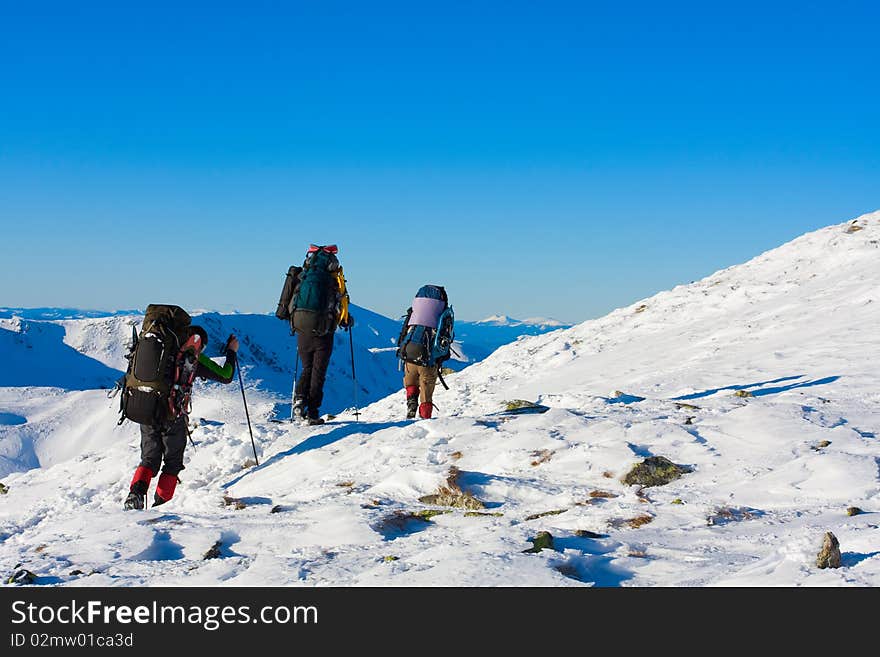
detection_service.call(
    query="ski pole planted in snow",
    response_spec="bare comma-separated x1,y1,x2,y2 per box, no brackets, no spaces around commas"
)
290,353,299,421
348,325,360,421
236,355,259,466
185,424,197,450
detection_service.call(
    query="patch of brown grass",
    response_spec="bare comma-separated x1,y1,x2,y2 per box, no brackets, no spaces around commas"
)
524,509,567,521
575,529,606,539
530,449,553,466
627,515,654,529
222,495,247,510
707,506,760,525
609,514,654,530
418,466,486,510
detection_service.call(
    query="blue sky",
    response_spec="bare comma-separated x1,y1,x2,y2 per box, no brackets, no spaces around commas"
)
1,1,877,322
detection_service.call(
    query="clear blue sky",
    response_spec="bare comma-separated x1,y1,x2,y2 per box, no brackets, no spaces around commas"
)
1,1,877,322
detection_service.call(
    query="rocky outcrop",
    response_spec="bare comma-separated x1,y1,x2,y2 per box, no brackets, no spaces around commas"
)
523,531,554,553
203,541,222,560
816,532,841,569
622,456,692,488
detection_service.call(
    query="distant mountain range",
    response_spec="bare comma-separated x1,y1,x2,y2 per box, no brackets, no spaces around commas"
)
471,314,569,328
454,315,572,362
0,307,141,320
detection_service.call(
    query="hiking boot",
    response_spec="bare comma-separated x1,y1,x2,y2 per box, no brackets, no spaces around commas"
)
292,396,307,420
307,416,325,426
124,491,145,510
152,494,167,508
406,396,418,420
418,401,434,419
405,385,419,420
124,480,148,510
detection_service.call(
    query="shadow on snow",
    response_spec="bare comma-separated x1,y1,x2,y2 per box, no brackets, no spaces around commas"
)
223,420,411,488
673,375,806,401
672,375,841,400
549,535,633,587
0,322,123,389
749,376,841,397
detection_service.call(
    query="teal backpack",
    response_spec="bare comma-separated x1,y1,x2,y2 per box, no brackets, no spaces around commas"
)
292,247,338,313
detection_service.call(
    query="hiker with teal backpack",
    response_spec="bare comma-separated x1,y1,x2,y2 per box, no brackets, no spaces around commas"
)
118,304,239,510
396,285,454,419
275,244,353,425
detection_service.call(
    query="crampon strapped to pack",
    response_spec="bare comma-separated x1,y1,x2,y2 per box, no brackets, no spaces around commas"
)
168,331,204,419
118,304,206,426
396,285,455,369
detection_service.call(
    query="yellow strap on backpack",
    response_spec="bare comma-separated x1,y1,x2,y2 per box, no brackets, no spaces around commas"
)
335,268,350,326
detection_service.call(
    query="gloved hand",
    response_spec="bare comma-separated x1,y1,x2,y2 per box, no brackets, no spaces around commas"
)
341,314,355,329
226,334,240,353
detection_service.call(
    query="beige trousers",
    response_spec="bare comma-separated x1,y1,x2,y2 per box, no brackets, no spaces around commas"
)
403,362,439,403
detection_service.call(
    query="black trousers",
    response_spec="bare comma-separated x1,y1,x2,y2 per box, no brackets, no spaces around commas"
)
139,416,187,476
295,332,334,416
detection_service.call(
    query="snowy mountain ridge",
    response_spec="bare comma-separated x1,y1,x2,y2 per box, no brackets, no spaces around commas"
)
0,210,877,587
444,211,880,413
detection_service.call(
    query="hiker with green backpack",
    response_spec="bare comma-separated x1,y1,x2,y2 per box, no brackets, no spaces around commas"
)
118,304,239,510
275,244,353,425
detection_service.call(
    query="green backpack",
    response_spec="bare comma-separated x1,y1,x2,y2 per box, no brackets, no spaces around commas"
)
293,248,338,313
290,245,344,336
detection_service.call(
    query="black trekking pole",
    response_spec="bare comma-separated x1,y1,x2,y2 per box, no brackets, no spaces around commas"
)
237,360,259,466
185,423,197,450
290,353,299,421
348,326,360,421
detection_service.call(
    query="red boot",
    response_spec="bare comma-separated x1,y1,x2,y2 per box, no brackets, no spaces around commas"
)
153,473,179,507
418,401,433,419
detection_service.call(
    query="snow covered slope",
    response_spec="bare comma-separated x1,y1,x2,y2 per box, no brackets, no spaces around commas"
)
0,212,877,587
444,213,880,414
0,305,404,477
